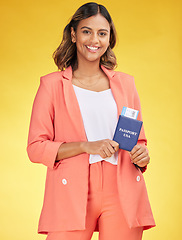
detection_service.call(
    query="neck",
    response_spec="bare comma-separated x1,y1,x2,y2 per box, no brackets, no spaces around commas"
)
74,58,102,79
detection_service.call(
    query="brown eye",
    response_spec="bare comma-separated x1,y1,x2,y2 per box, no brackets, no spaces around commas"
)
83,30,91,34
99,32,107,36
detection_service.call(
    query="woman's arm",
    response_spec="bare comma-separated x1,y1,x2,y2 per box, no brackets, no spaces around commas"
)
56,139,119,161
27,76,119,169
27,77,64,169
130,76,150,172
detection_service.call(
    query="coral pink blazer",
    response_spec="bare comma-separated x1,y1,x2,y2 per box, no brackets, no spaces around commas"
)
27,65,155,234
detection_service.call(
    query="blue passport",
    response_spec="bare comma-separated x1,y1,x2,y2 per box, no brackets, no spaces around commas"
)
113,115,143,152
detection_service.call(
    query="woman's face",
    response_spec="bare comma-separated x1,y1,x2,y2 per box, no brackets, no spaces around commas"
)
71,13,110,64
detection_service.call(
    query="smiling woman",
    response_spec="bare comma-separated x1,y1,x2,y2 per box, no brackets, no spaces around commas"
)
53,3,117,71
71,14,110,64
70,14,113,91
27,2,155,240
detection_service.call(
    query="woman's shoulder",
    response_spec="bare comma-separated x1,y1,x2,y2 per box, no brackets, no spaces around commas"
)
39,66,72,86
101,65,134,84
40,70,64,83
111,69,135,90
113,69,134,81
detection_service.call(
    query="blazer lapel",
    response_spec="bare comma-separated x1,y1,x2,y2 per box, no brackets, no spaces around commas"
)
100,65,127,168
101,65,127,118
62,66,88,142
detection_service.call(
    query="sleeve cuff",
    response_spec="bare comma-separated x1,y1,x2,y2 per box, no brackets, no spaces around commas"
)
42,141,65,169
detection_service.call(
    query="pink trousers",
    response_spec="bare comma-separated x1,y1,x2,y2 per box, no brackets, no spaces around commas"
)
46,160,143,240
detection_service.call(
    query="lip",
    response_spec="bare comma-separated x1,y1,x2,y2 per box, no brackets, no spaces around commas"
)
86,45,100,53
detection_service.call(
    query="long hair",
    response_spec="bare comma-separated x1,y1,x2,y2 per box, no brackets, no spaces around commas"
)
53,2,117,71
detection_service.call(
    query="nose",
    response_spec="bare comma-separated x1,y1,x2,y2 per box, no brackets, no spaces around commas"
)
90,32,99,44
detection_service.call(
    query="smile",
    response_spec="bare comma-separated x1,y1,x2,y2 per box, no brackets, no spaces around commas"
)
86,45,100,51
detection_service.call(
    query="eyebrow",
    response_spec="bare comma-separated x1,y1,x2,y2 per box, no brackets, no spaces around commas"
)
80,26,109,32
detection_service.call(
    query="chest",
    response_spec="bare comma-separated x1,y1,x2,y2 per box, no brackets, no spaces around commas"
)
52,78,133,142
71,74,110,92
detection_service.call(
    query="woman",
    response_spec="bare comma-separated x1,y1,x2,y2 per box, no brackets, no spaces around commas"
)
27,2,155,240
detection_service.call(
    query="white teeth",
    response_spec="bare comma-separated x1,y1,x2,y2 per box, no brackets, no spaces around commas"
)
86,46,99,50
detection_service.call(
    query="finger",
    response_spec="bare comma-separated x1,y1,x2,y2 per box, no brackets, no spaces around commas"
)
132,153,150,166
130,144,141,156
107,142,116,154
110,140,119,147
99,140,116,158
100,150,107,159
103,142,115,157
103,140,116,155
130,146,146,160
130,149,143,161
134,156,149,167
131,151,146,164
103,148,112,157
110,140,119,151
114,144,119,152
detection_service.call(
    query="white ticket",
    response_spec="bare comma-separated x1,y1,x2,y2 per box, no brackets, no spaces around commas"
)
121,107,139,120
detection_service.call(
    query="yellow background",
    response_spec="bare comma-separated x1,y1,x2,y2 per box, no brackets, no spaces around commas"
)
0,0,181,239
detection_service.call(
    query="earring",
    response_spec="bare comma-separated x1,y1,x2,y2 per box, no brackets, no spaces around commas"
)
71,37,76,43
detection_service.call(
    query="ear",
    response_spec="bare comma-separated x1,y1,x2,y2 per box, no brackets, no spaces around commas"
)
71,27,76,43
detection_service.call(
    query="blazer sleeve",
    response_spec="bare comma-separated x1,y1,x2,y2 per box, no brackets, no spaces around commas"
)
26,77,64,169
132,77,148,173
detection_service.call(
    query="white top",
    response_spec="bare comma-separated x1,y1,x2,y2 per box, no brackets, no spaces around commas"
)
73,85,118,165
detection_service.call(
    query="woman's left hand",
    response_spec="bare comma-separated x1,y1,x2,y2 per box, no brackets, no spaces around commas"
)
130,144,150,168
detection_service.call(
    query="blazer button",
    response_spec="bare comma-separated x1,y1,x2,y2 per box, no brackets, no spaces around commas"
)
62,178,67,185
136,176,140,182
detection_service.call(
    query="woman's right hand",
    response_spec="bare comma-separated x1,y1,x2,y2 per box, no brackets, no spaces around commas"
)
81,139,119,159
